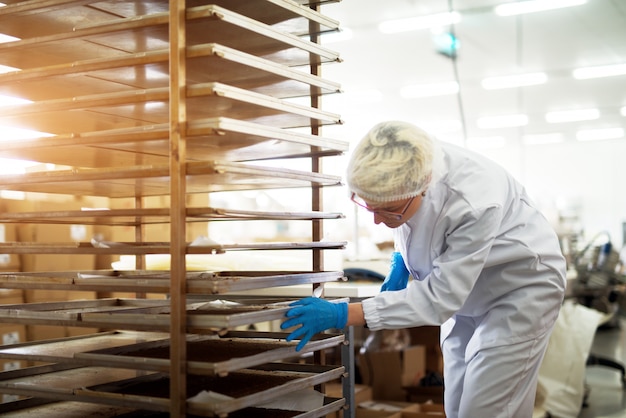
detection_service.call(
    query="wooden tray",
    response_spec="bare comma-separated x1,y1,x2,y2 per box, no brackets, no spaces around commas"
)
0,330,170,362
0,117,347,168
0,4,339,82
0,397,344,418
0,42,340,104
0,296,296,331
0,329,345,376
0,270,346,293
0,81,342,141
0,158,343,198
0,238,346,255
76,331,345,375
0,295,348,332
0,363,345,416
0,205,345,226
0,0,339,40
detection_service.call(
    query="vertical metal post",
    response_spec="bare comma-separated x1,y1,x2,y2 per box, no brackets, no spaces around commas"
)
309,3,326,370
342,326,356,418
169,0,187,416
134,196,146,299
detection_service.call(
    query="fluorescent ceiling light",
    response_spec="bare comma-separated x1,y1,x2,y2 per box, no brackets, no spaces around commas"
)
379,11,461,34
400,81,459,98
477,114,528,129
576,128,624,141
0,126,54,141
572,63,626,80
0,33,19,43
0,95,32,107
467,136,506,149
522,133,565,145
0,158,40,175
481,72,547,90
495,0,587,16
545,108,600,123
0,65,20,74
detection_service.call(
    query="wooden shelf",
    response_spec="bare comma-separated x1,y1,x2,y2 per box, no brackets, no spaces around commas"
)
0,270,346,293
0,0,339,39
0,82,342,142
0,363,345,417
0,329,345,375
0,117,347,168
0,160,343,198
0,206,345,226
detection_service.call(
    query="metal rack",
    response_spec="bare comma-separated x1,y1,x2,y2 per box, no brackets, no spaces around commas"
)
0,1,349,416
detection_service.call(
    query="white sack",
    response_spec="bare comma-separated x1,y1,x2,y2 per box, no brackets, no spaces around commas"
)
535,300,607,418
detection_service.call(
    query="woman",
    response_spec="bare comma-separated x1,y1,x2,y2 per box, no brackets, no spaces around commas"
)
281,120,566,417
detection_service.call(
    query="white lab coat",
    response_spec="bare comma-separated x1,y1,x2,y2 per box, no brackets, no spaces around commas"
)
361,140,567,415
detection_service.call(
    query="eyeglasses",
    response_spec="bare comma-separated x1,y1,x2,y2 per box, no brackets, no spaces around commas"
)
350,192,416,220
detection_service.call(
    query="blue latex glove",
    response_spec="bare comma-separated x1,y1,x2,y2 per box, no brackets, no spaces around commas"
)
380,251,410,292
281,297,348,351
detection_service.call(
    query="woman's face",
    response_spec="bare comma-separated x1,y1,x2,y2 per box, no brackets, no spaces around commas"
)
353,193,425,228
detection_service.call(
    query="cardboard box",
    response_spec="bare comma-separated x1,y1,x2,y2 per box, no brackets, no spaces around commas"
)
0,290,24,302
3,199,96,273
0,324,26,346
0,224,21,271
17,223,95,272
325,383,373,418
359,345,426,401
326,383,373,404
24,289,96,303
26,324,66,342
409,327,443,374
0,324,27,373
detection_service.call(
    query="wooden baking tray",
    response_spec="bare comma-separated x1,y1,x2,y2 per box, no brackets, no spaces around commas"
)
0,117,347,168
0,296,348,332
0,4,339,75
0,42,340,104
0,81,342,141
0,329,345,376
0,296,343,332
0,270,346,293
0,397,344,418
0,158,343,198
0,330,170,362
76,330,345,375
0,239,346,255
0,363,345,416
0,205,345,226
0,0,339,40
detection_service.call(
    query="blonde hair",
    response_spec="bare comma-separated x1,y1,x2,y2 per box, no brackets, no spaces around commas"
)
346,121,434,203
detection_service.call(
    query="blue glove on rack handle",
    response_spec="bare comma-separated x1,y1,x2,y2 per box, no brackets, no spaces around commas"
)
281,297,348,351
380,251,410,292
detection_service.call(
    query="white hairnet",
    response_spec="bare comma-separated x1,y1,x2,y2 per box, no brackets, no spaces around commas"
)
346,120,434,203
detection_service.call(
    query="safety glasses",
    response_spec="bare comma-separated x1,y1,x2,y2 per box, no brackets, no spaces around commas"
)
350,192,416,220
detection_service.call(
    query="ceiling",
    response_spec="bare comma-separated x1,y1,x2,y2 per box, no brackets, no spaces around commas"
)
318,0,626,148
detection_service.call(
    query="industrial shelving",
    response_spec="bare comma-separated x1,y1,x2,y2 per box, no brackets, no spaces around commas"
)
0,1,350,416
